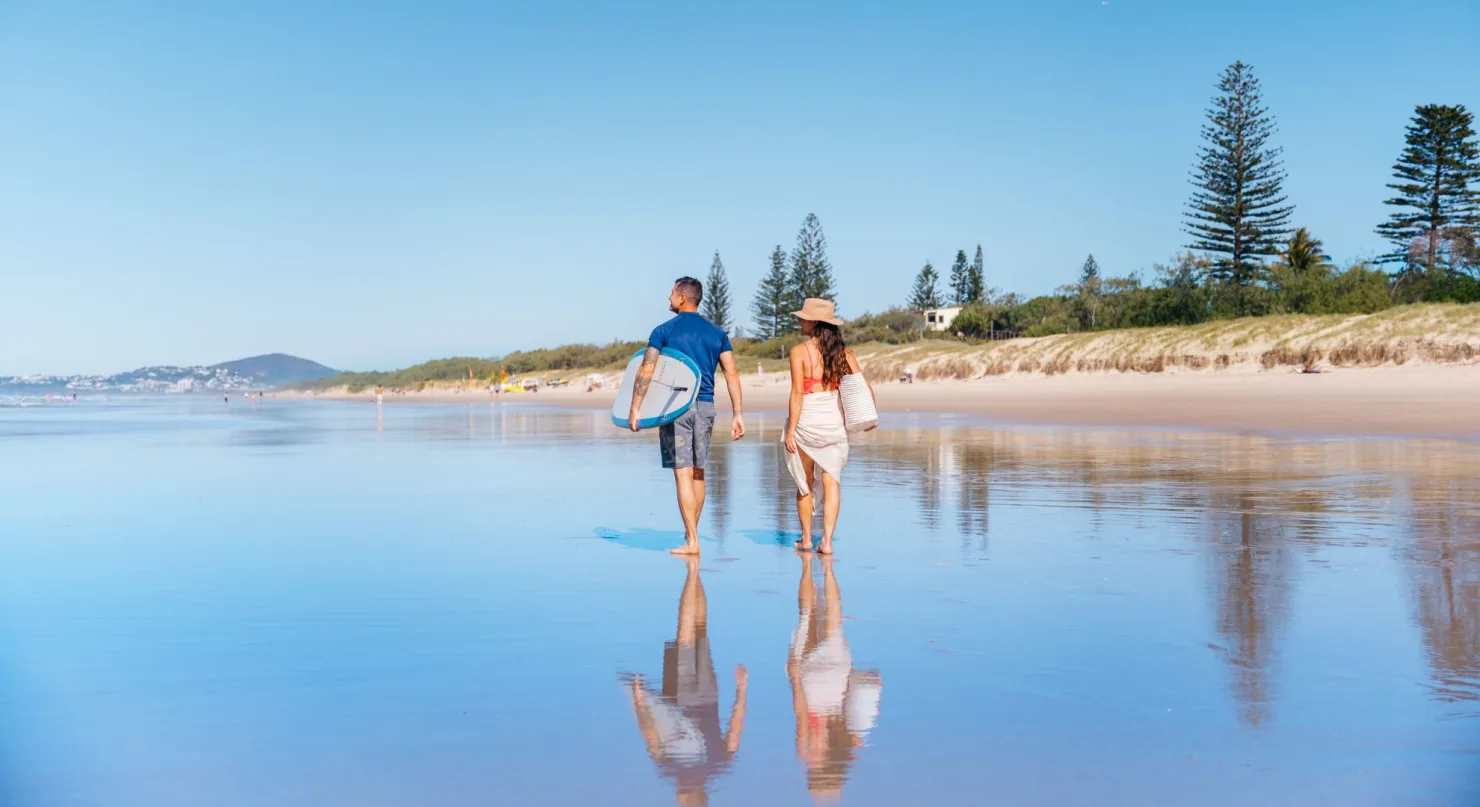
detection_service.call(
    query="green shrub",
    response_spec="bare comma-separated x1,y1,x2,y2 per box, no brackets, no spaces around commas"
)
499,341,645,374
736,333,805,359
950,305,1033,339
844,308,922,344
1328,264,1395,313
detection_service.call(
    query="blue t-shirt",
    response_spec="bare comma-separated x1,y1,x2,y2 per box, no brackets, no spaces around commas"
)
647,312,733,402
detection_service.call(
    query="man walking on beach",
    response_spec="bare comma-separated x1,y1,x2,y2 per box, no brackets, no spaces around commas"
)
625,556,748,804
629,277,745,556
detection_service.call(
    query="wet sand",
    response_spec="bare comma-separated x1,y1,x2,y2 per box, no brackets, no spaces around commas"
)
5,399,1479,805
306,364,1480,439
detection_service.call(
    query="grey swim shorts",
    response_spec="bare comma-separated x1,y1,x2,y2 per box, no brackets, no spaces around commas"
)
660,401,718,470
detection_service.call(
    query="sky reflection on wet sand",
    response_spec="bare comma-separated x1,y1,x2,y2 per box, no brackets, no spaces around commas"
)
1,400,1476,806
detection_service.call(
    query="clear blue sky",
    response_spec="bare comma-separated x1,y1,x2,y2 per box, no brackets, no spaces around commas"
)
2,0,1476,375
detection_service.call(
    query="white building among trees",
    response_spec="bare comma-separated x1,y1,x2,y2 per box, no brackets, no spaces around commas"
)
924,306,962,332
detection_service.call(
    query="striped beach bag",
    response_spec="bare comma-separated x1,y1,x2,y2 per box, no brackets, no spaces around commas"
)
838,373,877,432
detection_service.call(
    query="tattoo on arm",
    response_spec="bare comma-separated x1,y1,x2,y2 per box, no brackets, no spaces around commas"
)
631,348,660,403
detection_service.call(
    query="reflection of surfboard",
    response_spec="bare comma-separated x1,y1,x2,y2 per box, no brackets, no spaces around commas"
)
612,348,701,430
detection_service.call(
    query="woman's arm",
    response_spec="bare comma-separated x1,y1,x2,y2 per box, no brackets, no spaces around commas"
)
789,660,810,756
784,346,806,454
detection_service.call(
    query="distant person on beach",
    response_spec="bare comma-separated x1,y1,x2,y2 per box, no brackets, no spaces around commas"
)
784,298,873,554
628,277,746,556
788,553,881,802
375,384,383,407
625,556,748,807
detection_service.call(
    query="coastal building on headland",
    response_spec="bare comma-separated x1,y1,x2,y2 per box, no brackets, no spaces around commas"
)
924,306,963,332
3,366,263,393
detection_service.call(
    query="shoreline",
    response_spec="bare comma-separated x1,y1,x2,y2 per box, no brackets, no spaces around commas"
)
288,364,1480,440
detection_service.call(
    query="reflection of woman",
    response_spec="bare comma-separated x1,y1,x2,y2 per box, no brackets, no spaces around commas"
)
784,298,875,555
789,553,882,802
627,556,748,806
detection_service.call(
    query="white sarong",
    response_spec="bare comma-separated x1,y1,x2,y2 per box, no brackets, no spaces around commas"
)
784,391,850,495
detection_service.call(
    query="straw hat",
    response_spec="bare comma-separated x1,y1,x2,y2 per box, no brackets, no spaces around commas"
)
792,297,844,327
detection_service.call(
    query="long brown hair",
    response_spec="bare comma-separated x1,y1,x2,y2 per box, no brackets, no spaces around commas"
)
812,321,851,388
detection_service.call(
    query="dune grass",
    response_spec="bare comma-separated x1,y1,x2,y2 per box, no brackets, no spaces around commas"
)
849,303,1480,380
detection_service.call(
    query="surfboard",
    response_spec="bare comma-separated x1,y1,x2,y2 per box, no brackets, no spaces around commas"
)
611,348,702,430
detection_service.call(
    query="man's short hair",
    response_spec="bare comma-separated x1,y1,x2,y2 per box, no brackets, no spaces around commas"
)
674,276,703,306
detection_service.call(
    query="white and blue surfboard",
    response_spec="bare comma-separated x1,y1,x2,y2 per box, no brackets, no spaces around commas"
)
611,348,702,430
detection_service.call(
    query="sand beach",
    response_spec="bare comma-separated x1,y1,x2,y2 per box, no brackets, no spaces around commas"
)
300,362,1480,439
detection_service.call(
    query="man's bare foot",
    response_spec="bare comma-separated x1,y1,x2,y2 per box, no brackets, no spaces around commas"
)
670,543,700,556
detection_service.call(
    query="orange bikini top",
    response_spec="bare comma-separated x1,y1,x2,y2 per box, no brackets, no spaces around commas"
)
800,343,836,393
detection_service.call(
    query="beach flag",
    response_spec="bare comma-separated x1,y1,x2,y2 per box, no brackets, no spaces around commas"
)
500,366,507,384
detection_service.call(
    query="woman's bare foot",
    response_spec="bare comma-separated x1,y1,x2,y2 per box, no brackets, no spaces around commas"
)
794,538,814,552
817,539,833,555
670,542,700,556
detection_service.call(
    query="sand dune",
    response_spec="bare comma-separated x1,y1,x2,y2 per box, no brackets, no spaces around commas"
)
855,303,1480,381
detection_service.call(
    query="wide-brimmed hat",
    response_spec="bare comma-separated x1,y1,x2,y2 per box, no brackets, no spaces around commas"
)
792,297,844,327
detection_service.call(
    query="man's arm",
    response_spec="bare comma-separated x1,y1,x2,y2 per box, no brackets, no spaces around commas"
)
718,350,745,441
627,347,660,432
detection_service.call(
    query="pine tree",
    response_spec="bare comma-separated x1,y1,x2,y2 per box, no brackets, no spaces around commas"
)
789,213,836,305
1079,253,1101,285
701,250,732,333
948,250,970,305
1185,61,1293,313
1079,254,1102,329
750,245,791,339
908,262,943,310
967,245,986,304
1375,104,1480,279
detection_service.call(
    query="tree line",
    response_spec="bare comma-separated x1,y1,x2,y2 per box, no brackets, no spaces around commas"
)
699,213,839,340
697,61,1477,345
898,62,1478,338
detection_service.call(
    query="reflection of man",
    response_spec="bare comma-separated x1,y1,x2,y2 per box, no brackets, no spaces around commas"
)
627,557,748,806
789,554,882,803
628,277,745,556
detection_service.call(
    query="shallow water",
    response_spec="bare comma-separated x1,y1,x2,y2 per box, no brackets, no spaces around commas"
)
1,398,1478,806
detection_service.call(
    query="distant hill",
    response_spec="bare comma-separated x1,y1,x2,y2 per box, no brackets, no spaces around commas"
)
0,353,338,394
211,354,338,386
290,342,644,390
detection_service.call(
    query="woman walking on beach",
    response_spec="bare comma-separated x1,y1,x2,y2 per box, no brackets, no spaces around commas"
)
784,298,873,554
788,553,882,800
